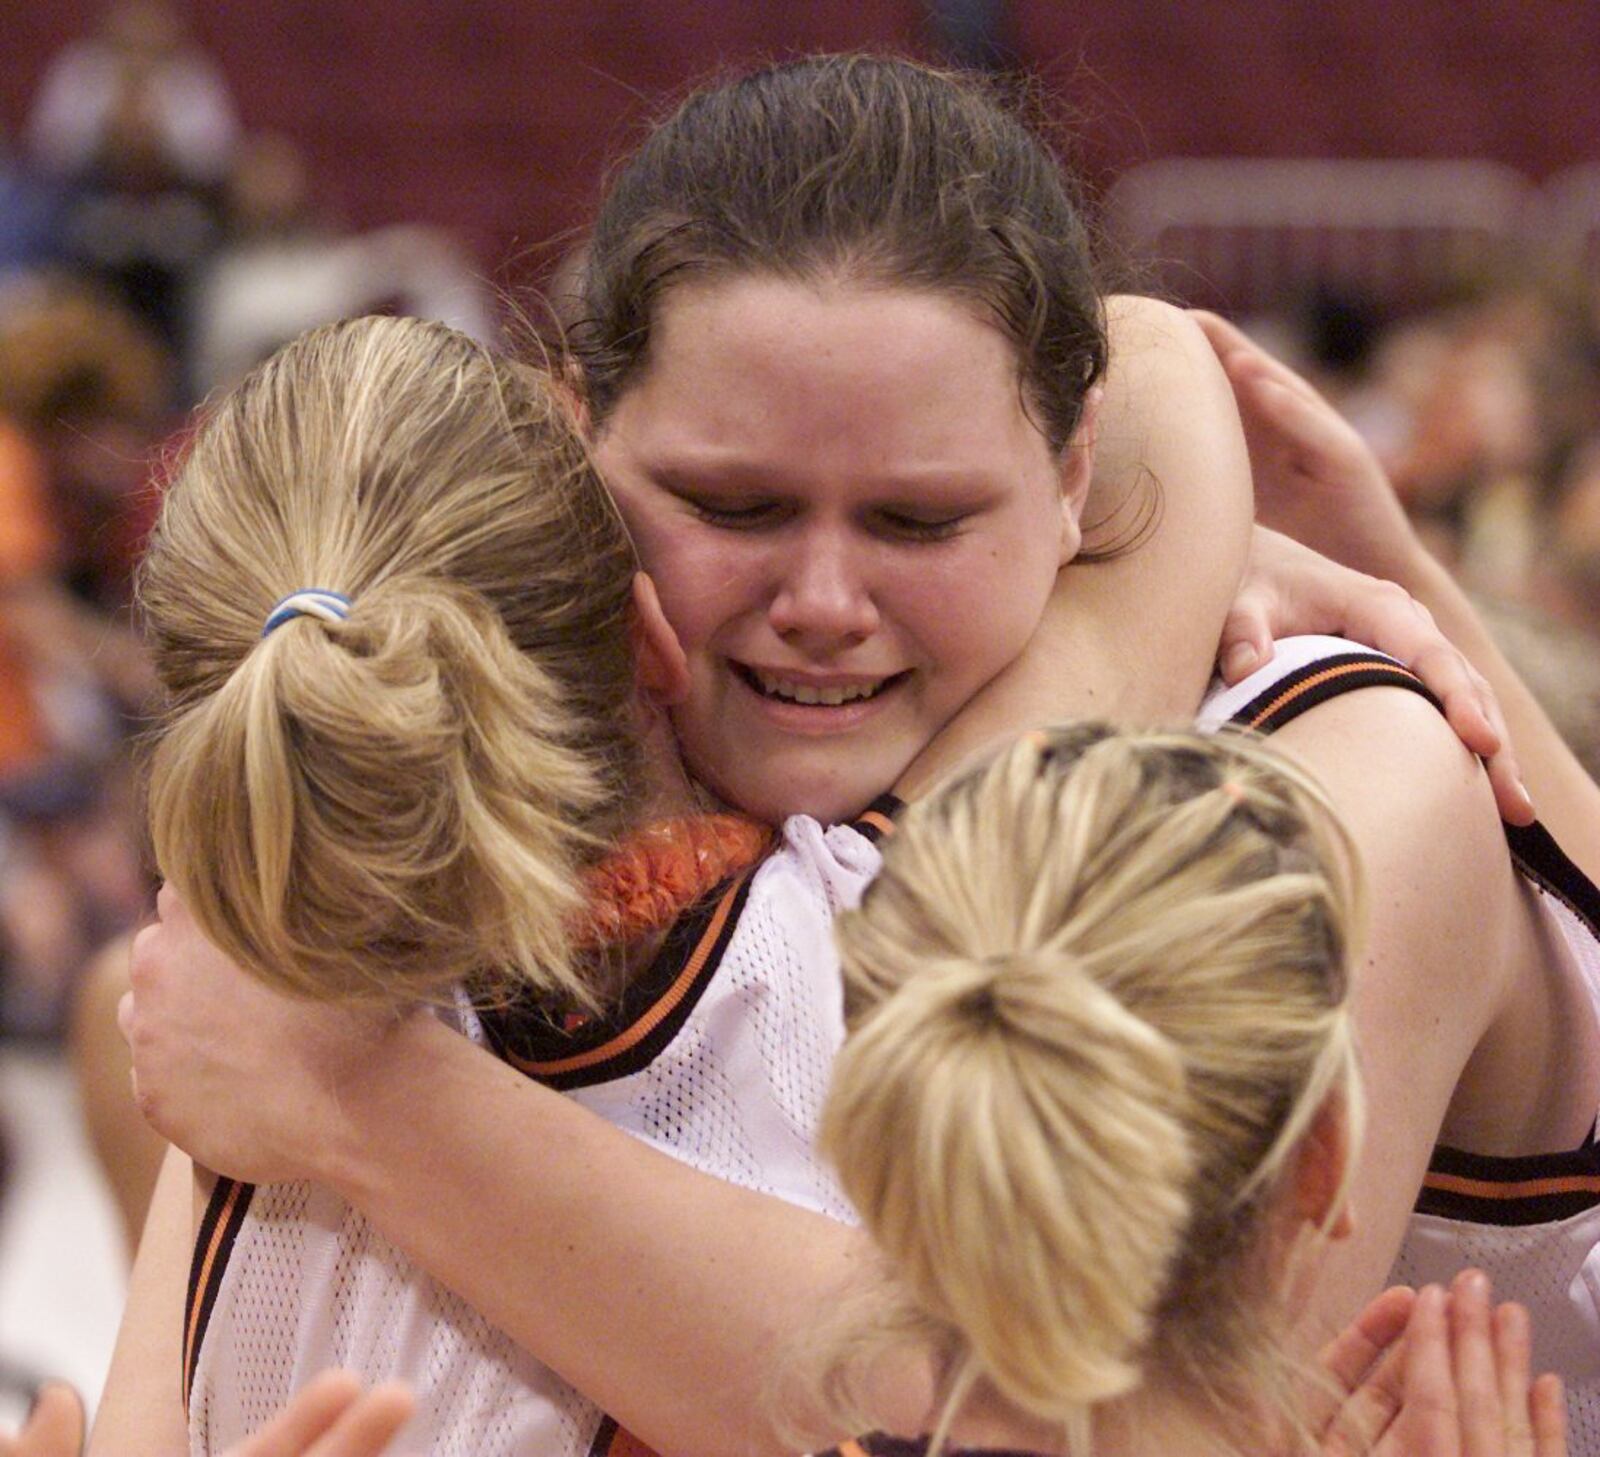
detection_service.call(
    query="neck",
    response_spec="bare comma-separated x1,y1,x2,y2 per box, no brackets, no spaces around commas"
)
935,1378,1245,1457
636,700,705,821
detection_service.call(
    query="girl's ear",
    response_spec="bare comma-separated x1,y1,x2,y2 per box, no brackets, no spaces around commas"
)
549,357,592,437
631,572,690,707
1291,1090,1356,1241
1057,385,1104,566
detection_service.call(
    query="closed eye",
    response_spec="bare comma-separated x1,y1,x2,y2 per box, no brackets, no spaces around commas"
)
682,496,788,529
873,510,970,543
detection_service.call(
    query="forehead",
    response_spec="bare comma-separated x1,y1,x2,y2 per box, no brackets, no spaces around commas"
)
610,275,1050,480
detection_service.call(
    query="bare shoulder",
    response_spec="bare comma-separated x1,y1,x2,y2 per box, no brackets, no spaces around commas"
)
1276,686,1535,1309
1271,684,1527,1057
1272,684,1513,912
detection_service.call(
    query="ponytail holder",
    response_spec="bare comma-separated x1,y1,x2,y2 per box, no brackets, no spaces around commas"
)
262,589,352,638
1219,779,1246,805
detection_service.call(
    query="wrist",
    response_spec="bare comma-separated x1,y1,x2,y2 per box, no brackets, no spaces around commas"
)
316,1010,465,1205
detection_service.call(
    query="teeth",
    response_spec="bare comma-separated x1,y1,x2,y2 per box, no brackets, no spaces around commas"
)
754,670,883,706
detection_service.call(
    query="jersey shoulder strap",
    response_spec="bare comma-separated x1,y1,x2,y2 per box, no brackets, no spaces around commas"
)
1197,635,1437,738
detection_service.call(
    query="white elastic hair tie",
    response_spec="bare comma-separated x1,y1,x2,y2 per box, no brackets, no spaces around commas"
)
261,589,352,638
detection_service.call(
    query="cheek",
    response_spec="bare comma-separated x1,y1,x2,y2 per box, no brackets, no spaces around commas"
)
897,538,1057,686
626,518,770,654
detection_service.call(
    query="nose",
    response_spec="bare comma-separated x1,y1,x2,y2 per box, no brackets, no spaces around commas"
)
768,526,880,648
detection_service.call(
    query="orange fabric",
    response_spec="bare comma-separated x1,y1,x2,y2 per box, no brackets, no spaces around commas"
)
1423,1170,1600,1201
513,867,751,1078
605,1426,663,1457
570,814,771,949
0,420,58,775
855,809,897,839
0,421,54,577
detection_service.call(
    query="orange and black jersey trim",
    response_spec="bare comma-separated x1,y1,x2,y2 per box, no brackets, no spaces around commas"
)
849,793,903,846
479,800,901,1091
1233,647,1600,1231
820,1437,1049,1457
586,1414,664,1457
1415,816,1600,1228
1416,1129,1600,1227
1225,648,1441,735
477,860,762,1090
183,1174,254,1414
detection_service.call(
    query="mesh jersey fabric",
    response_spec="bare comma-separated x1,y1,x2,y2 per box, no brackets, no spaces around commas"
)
186,812,879,1457
1202,634,1600,1452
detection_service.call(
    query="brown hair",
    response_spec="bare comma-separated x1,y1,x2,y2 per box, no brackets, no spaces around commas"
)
138,315,646,1007
574,54,1106,456
820,724,1364,1452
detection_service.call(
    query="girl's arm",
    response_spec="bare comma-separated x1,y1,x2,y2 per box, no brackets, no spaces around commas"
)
121,297,1254,1457
87,1146,191,1457
1271,686,1557,1338
124,899,901,1457
904,298,1527,814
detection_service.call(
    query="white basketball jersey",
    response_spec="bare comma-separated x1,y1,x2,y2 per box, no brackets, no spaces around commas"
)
184,809,885,1457
1203,635,1600,1452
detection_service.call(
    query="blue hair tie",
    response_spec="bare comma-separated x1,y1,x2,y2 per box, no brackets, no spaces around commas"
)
262,589,352,638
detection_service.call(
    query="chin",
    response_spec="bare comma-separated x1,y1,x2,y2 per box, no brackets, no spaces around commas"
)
702,764,879,829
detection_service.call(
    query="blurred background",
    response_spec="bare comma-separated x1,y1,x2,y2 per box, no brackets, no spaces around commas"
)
1,0,1599,1425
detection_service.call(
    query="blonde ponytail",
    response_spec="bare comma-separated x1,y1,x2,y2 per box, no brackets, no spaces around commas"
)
826,948,1193,1424
139,316,645,1008
819,723,1364,1447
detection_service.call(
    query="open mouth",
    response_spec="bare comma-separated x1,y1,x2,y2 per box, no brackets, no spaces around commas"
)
733,664,909,707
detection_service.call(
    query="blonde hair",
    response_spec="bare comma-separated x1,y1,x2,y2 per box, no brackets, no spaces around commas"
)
819,723,1365,1451
138,315,645,1008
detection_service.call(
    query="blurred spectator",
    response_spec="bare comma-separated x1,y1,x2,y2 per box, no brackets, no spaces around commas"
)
0,128,65,282
1251,269,1600,799
191,133,496,395
0,274,171,611
0,275,163,1035
29,3,236,366
25,1,238,187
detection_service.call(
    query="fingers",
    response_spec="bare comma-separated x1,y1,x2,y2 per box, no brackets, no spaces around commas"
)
1480,733,1535,828
1232,369,1365,477
224,1370,363,1456
1191,309,1328,410
1491,1302,1568,1457
301,1384,413,1457
1327,578,1533,822
1218,591,1276,684
1317,1287,1416,1456
1530,1374,1568,1457
1495,1301,1535,1456
1321,1285,1417,1392
1191,309,1268,371
1398,1284,1460,1456
1,1383,86,1457
223,1371,413,1457
1449,1270,1500,1457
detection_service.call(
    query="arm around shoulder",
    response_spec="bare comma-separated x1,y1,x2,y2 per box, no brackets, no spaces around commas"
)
1269,687,1531,1327
88,1146,192,1457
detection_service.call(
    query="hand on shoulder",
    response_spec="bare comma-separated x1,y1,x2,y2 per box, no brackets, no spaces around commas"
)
122,885,402,1185
1320,1272,1566,1457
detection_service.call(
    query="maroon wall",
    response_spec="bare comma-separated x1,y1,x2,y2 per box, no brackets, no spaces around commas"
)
1020,3,1600,184
4,2,1598,279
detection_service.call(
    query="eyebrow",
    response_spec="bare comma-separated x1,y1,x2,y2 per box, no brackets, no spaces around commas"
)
642,455,1007,501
